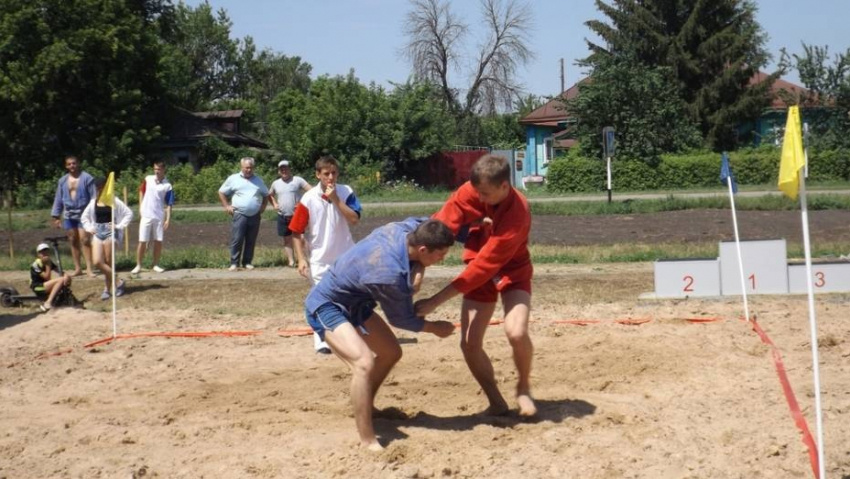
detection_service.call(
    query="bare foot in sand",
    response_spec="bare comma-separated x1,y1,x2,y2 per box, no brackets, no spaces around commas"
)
517,394,537,417
362,440,384,452
71,269,83,277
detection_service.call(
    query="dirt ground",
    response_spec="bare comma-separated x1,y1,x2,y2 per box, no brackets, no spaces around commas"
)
5,209,850,252
1,264,848,478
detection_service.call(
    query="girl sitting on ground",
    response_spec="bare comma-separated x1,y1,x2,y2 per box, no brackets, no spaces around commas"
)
30,242,72,311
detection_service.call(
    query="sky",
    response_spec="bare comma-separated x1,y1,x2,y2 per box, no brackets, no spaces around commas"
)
188,0,849,98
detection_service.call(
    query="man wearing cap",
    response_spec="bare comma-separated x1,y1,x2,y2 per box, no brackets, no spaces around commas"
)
30,243,72,311
268,159,311,267
218,157,269,270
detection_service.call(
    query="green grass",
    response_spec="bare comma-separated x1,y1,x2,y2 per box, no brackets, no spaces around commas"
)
5,192,850,231
2,241,849,272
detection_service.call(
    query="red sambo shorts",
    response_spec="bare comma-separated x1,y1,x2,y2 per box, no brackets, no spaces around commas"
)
463,275,532,303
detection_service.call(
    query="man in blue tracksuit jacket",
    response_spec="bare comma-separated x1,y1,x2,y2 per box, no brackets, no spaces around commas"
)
50,155,97,277
305,217,456,451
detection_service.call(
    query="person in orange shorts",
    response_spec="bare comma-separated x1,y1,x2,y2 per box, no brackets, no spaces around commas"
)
415,154,536,417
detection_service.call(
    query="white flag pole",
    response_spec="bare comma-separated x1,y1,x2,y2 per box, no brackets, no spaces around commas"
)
798,166,825,479
726,180,750,321
111,202,117,338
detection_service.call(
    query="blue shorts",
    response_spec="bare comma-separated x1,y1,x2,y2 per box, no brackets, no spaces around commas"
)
63,218,82,230
306,301,377,340
93,223,123,242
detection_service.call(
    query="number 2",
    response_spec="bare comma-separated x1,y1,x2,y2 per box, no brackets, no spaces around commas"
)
683,275,694,292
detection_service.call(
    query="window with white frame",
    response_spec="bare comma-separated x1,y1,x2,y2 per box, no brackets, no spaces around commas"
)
543,138,554,165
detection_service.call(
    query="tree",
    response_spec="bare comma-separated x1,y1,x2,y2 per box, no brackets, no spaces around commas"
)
0,0,167,196
584,0,775,150
567,55,702,163
781,44,850,149
157,1,249,110
267,73,395,172
267,75,453,177
402,0,534,117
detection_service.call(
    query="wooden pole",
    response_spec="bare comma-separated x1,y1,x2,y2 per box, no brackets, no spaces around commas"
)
123,186,129,255
6,189,13,260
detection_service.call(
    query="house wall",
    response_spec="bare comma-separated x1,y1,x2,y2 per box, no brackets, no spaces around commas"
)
524,125,555,177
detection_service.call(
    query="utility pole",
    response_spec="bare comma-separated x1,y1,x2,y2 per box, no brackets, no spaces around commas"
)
560,58,565,93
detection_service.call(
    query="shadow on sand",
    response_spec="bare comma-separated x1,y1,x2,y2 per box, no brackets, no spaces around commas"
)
375,398,596,446
0,311,43,331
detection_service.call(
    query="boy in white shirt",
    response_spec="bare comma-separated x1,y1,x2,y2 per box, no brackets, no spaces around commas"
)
289,154,362,353
132,160,174,274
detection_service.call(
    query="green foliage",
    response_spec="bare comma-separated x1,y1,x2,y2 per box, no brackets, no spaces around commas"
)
0,0,166,192
546,157,605,193
547,147,850,192
268,76,453,177
728,147,783,184
656,152,723,189
612,161,659,190
584,0,773,150
157,1,250,109
781,44,850,150
568,56,703,163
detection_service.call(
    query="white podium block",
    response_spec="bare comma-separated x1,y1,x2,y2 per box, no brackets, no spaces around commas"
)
654,259,721,298
788,261,850,294
719,239,788,295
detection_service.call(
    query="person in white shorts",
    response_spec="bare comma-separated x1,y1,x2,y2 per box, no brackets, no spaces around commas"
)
132,160,174,274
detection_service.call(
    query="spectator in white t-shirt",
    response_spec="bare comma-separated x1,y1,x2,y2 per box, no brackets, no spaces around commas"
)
289,154,362,354
268,159,311,267
132,160,174,274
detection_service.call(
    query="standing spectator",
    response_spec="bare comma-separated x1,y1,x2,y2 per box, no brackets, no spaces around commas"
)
218,157,269,270
132,160,174,274
268,159,311,267
290,154,362,353
81,177,134,300
50,155,96,277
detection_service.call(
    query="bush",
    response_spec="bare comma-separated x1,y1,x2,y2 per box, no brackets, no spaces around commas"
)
657,151,719,188
545,146,850,192
546,157,605,193
612,161,659,190
729,147,779,184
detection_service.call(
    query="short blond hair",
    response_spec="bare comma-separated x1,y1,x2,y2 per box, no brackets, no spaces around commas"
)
470,154,510,186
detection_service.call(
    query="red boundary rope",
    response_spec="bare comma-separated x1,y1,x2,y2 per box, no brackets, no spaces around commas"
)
750,317,820,479
83,330,263,348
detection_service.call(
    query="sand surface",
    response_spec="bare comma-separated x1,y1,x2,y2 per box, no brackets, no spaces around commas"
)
1,266,848,478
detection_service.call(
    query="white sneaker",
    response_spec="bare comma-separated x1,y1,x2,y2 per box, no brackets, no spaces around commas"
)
228,264,238,271
244,264,254,270
130,265,141,274
152,265,165,273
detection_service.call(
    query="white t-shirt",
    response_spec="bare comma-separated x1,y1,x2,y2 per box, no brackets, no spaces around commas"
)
290,184,361,280
269,176,308,216
139,175,174,221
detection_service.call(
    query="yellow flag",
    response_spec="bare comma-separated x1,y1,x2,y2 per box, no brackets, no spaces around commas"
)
778,106,805,200
98,172,115,207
